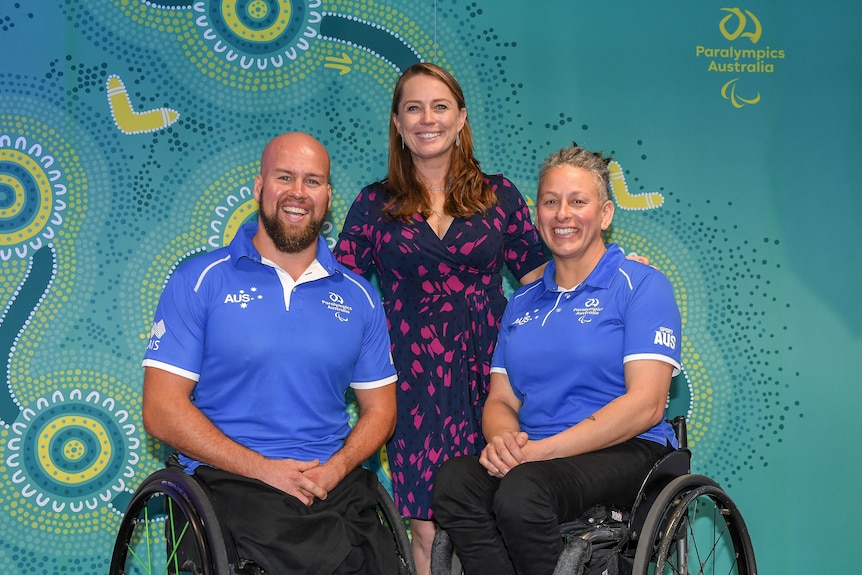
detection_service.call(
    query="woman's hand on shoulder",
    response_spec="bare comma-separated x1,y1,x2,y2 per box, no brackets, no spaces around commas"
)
626,252,651,266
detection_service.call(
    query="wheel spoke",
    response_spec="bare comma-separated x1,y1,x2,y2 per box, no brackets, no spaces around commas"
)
632,475,756,575
124,507,155,575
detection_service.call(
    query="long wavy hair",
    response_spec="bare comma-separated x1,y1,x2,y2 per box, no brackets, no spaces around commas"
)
384,63,496,219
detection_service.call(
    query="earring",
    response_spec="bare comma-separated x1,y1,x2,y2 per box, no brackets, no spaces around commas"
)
455,132,461,147
401,135,405,150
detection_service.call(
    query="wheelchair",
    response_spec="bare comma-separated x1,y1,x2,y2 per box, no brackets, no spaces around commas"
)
110,455,416,575
431,417,757,575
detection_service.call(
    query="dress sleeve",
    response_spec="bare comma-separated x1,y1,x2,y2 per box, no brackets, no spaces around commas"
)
333,185,379,276
495,176,548,280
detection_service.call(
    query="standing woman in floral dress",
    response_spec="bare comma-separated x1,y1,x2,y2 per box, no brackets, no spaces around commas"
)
333,63,547,574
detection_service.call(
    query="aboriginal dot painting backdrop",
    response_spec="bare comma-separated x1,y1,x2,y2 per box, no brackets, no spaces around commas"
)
1,0,859,573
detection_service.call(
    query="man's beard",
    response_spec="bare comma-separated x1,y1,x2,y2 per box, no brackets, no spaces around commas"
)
259,199,325,254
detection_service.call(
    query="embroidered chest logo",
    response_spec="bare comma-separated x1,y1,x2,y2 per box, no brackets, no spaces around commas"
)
512,309,541,326
323,291,352,322
223,286,263,308
573,298,603,324
654,326,678,350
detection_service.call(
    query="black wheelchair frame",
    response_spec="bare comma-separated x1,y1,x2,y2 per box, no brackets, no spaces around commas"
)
110,455,416,575
431,416,757,575
112,416,756,575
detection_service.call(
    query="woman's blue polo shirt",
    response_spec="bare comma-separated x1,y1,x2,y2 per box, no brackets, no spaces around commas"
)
491,245,682,447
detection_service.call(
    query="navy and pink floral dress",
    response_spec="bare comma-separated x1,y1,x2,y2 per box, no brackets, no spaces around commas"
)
333,174,547,519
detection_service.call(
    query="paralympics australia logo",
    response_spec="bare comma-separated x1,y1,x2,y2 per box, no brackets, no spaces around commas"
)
695,7,786,108
323,291,352,322
574,298,602,324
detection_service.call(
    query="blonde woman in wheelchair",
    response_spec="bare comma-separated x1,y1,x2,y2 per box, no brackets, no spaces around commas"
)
431,142,681,575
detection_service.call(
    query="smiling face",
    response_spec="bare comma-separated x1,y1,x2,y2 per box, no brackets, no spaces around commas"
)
536,164,614,264
253,133,332,258
392,73,467,167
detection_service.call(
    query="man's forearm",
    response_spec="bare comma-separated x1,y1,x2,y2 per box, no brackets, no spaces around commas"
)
327,409,395,478
143,367,268,479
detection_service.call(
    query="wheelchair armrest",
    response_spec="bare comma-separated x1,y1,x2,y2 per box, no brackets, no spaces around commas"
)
670,416,688,449
628,448,691,539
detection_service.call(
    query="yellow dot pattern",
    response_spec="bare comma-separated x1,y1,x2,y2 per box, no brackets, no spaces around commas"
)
37,416,112,484
609,227,710,449
223,199,259,245
0,149,54,246
221,0,292,42
2,117,86,407
0,372,151,535
0,172,27,219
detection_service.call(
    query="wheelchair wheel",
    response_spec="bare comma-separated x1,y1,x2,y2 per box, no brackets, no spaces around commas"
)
110,467,230,575
632,474,757,575
374,479,417,575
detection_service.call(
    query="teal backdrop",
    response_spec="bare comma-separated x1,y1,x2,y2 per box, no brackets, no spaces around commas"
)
1,0,859,572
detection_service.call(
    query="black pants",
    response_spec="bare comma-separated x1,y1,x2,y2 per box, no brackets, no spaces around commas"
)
195,465,399,575
432,438,671,575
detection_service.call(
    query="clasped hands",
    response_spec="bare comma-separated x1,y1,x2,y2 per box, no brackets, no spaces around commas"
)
258,457,346,506
479,430,533,478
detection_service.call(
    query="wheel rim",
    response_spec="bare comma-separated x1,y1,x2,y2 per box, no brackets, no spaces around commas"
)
114,486,212,575
110,468,227,575
655,484,754,575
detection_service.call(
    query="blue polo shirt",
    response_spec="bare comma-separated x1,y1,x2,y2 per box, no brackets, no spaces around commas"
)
142,222,396,470
490,245,681,447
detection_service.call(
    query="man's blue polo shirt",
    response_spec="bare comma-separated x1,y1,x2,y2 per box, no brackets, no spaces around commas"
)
491,245,681,447
142,222,396,470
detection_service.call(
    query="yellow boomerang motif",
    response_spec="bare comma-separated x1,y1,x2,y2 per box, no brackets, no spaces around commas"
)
608,160,664,211
106,74,180,135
